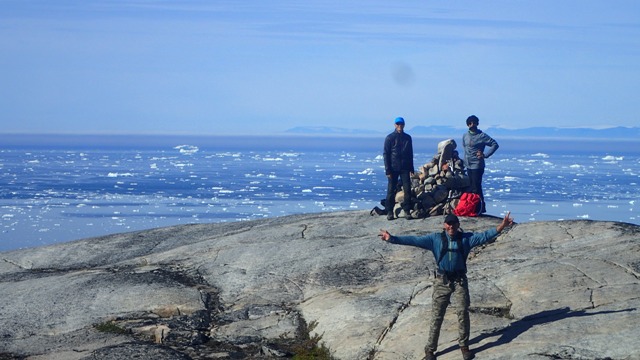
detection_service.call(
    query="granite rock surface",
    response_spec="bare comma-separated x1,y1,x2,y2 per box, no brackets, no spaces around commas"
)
1,210,639,359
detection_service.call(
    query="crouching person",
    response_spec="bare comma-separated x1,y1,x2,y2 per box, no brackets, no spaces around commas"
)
378,212,514,360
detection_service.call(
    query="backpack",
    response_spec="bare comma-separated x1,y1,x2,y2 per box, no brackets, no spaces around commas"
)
369,206,387,216
453,192,482,217
436,231,466,273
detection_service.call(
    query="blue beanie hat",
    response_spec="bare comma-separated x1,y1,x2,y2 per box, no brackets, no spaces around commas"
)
394,117,405,125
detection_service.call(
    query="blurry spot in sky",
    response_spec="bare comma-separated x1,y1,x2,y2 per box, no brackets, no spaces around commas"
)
392,62,415,87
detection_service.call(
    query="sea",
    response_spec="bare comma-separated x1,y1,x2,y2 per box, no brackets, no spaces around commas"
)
1,134,639,252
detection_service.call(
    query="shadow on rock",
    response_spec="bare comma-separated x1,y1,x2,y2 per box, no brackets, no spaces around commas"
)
437,306,636,357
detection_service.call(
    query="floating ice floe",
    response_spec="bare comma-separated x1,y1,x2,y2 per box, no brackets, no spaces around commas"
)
358,168,375,175
107,172,134,177
532,153,549,158
494,188,511,193
175,145,199,155
602,155,623,161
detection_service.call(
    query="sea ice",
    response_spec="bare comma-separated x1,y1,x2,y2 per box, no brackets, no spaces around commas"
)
174,145,199,155
531,153,549,158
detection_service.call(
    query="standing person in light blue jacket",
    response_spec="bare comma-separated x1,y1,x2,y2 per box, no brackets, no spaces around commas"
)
462,115,499,213
378,212,514,360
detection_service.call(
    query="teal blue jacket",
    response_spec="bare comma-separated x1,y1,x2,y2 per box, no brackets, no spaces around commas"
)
389,228,499,273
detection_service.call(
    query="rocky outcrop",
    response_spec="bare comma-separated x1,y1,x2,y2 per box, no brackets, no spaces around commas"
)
1,211,639,359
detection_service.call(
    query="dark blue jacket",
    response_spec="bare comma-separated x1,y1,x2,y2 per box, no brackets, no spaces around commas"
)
384,131,414,175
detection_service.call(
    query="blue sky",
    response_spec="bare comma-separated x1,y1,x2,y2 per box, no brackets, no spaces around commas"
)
2,1,639,135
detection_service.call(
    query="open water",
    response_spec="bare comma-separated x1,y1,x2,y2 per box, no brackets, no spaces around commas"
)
1,135,638,251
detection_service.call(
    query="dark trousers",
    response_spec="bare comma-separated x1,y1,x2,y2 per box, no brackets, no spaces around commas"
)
386,171,412,213
467,168,485,212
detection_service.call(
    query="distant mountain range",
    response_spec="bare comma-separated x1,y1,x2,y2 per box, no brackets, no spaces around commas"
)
286,125,640,140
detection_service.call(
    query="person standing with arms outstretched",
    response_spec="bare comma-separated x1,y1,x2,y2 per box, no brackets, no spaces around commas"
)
379,212,514,360
462,115,499,213
383,117,415,220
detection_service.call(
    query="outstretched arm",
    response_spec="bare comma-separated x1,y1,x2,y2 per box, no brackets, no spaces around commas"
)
496,211,514,233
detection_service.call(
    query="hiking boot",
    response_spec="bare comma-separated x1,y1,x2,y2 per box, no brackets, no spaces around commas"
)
460,346,474,360
424,350,436,360
405,213,415,220
387,213,395,221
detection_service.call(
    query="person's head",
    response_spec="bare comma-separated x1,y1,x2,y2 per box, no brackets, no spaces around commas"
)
394,117,405,132
466,115,479,128
443,213,460,236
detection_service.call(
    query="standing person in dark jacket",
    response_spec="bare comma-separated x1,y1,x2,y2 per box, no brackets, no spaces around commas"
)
462,115,499,213
383,117,415,220
378,212,514,360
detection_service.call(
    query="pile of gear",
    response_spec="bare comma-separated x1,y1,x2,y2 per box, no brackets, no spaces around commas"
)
373,139,474,219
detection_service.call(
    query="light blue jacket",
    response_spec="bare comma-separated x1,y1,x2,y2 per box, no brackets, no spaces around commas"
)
389,228,499,273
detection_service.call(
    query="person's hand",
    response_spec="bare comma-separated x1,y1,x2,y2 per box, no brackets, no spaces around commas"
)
497,211,514,233
378,229,391,241
476,150,485,159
